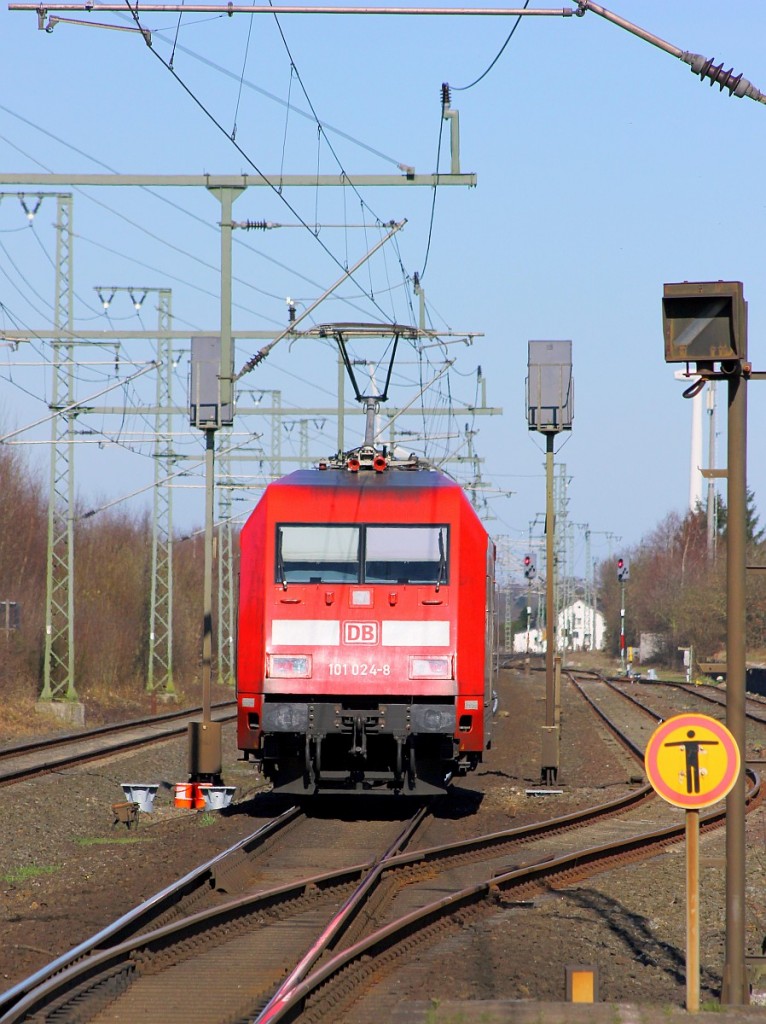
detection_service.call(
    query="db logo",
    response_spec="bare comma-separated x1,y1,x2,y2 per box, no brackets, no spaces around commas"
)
343,621,379,645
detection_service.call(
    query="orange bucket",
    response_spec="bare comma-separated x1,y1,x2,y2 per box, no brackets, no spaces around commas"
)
194,783,211,809
173,782,194,809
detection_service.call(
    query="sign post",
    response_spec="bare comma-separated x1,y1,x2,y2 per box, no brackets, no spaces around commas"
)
645,713,740,1012
686,807,700,1011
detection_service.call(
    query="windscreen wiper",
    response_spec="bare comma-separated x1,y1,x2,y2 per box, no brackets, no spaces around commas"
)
276,535,288,590
435,529,446,592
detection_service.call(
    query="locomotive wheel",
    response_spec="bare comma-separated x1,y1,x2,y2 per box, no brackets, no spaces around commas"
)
407,742,417,790
394,738,404,787
304,735,315,787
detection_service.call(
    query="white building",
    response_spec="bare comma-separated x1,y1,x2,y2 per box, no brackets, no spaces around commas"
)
513,599,605,654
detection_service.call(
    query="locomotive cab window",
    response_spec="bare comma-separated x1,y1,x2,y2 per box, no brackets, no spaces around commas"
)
365,526,448,585
277,525,360,583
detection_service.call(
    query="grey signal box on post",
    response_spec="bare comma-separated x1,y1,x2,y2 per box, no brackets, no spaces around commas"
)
527,340,574,433
662,280,747,366
189,334,235,429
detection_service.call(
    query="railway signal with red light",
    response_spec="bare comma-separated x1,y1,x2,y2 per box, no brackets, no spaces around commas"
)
617,557,630,582
523,554,536,580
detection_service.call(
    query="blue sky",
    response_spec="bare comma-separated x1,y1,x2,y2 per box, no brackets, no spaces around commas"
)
2,0,766,579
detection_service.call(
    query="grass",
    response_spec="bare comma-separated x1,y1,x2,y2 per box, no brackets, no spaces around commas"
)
196,812,216,827
1,864,60,884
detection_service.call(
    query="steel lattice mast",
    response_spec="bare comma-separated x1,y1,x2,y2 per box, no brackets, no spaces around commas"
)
148,289,176,695
41,193,76,702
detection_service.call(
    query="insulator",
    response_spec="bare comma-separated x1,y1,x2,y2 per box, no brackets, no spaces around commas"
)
244,220,269,230
698,57,743,95
441,82,451,108
683,51,766,101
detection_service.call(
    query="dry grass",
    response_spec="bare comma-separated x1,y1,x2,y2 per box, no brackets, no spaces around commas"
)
0,675,237,746
0,694,70,742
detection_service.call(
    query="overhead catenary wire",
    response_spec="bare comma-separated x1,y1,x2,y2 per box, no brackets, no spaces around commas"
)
1,93,429,337
0,41,491,497
230,11,255,140
168,0,185,67
0,173,425,446
452,0,530,91
235,219,406,380
0,359,158,443
418,100,445,281
0,130,287,311
264,0,396,235
122,0,403,329
373,359,454,445
0,114,387,311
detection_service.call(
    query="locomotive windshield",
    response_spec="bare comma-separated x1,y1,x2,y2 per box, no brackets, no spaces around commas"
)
364,526,447,584
276,524,449,585
277,525,360,583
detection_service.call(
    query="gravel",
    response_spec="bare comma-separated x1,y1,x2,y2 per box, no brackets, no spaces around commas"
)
1,666,764,1020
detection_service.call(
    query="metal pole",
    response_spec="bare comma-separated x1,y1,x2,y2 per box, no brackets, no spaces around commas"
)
202,428,215,727
707,382,717,559
210,186,242,417
686,809,700,1013
527,523,533,655
545,432,555,728
217,430,235,686
14,3,575,14
187,426,223,784
721,371,748,1005
620,581,626,674
541,432,559,785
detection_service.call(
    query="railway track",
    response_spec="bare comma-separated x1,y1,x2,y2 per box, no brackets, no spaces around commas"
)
601,674,766,757
0,702,236,786
4,772,757,1023
634,677,766,728
4,670,762,1023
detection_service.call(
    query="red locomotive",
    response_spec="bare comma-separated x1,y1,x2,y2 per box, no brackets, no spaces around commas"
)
236,444,496,795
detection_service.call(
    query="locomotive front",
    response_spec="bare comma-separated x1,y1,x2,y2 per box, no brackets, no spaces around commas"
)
237,448,495,795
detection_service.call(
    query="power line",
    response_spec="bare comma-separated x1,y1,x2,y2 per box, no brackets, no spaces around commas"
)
122,2,403,327
0,114,377,307
452,0,531,91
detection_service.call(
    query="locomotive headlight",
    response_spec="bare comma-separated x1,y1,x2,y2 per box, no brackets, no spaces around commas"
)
409,656,452,679
263,703,309,732
268,654,312,678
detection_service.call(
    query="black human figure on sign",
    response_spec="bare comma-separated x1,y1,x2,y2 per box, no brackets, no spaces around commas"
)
664,729,719,793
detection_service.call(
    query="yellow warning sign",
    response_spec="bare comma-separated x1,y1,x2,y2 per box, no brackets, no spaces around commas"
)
644,713,740,809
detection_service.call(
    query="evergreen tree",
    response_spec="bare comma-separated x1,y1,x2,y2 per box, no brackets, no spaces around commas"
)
715,488,764,544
